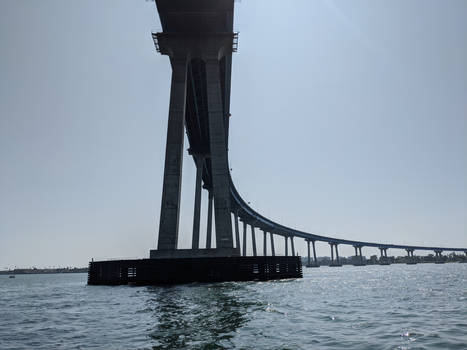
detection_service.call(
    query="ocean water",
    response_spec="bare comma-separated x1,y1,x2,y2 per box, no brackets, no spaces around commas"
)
0,263,466,350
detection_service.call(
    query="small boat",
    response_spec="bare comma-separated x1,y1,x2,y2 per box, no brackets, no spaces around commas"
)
9,275,15,278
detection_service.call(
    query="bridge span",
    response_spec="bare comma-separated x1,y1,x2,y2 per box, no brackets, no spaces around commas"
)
88,0,466,285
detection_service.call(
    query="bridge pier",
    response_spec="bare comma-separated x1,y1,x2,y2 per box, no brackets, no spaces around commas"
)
285,236,288,257
191,155,204,249
306,239,319,267
205,58,234,249
406,249,417,264
312,240,319,267
335,244,341,266
353,245,365,266
379,247,390,265
359,246,365,265
270,232,275,256
262,230,267,256
206,191,213,249
234,212,240,251
329,243,342,267
151,33,241,259
291,236,295,256
242,221,247,256
251,225,257,256
157,57,188,251
434,250,445,264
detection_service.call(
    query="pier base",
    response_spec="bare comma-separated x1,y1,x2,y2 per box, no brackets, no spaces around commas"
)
88,256,302,285
306,263,320,268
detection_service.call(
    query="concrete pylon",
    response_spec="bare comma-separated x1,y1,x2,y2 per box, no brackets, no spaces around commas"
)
206,191,213,249
251,225,257,256
191,156,204,249
205,57,234,249
234,212,241,251
353,245,365,266
305,239,319,267
242,220,247,256
157,56,188,251
151,29,239,258
270,232,275,256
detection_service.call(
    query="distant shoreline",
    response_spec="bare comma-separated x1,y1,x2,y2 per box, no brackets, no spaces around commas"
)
0,268,88,275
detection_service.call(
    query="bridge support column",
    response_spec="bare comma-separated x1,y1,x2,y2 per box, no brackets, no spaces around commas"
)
263,230,267,256
157,57,188,251
234,212,240,251
285,236,288,256
329,243,341,267
406,249,416,264
329,243,334,264
205,58,234,250
353,246,365,266
306,240,319,267
270,232,275,256
251,225,257,256
242,221,247,256
312,240,319,267
191,156,204,249
206,191,213,249
335,244,340,266
434,250,445,264
291,236,295,256
379,248,390,265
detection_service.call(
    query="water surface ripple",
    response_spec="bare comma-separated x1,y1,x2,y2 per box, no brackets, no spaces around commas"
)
1,263,466,349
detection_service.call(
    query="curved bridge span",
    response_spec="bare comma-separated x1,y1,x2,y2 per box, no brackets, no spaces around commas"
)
151,0,466,266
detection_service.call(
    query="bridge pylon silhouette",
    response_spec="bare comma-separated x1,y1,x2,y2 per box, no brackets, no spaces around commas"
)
150,29,237,259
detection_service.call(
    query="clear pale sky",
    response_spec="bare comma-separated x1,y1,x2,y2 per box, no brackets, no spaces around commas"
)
1,0,466,268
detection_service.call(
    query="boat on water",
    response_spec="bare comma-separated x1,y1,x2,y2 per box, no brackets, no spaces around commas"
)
9,275,15,278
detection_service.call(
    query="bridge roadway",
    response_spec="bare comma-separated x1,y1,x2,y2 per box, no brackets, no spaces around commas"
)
153,0,467,265
230,178,467,253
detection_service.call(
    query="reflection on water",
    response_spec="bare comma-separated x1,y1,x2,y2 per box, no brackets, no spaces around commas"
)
147,283,256,349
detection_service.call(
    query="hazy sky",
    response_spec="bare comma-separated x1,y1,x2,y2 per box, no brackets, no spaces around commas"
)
1,0,466,268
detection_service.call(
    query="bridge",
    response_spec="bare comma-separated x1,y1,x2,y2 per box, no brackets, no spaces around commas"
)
88,0,466,285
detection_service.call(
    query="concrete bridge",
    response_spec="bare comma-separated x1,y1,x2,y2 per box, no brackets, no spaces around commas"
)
150,0,466,263
88,0,466,285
